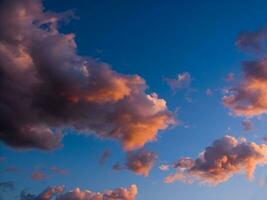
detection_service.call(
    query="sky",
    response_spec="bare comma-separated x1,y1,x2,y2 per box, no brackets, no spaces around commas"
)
3,0,267,199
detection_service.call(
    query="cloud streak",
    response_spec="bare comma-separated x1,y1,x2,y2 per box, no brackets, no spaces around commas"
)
0,0,175,151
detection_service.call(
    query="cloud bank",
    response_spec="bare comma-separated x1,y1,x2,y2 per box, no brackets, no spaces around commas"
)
165,136,267,185
0,0,175,151
20,185,137,200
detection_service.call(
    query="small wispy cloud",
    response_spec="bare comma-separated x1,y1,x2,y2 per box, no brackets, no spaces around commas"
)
164,72,191,92
99,149,111,165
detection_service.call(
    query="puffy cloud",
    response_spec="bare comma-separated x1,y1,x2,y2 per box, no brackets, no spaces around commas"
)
223,28,267,117
20,185,137,200
164,72,191,92
99,149,111,165
31,171,48,181
165,136,267,185
126,150,157,176
57,185,137,200
241,119,253,132
0,0,175,151
20,186,64,200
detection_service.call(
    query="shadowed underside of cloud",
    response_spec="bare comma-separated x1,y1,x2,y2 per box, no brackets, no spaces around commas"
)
0,0,175,151
20,185,137,200
165,136,267,185
224,28,267,117
126,150,157,176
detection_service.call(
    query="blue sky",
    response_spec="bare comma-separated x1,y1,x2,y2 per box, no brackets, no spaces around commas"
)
2,0,267,200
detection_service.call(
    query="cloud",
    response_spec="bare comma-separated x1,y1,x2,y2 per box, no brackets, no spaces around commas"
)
165,135,267,185
126,150,157,176
159,164,170,171
20,185,137,200
50,166,69,175
0,181,14,191
223,28,267,117
99,149,111,165
31,171,48,181
242,119,253,132
236,28,267,53
113,162,123,171
0,0,175,151
20,186,64,200
206,89,213,96
225,73,235,82
164,72,191,92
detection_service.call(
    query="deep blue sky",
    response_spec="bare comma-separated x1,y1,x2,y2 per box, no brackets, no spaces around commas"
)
2,0,267,199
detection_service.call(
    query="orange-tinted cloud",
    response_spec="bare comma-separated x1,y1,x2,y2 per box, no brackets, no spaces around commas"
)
31,171,48,181
20,185,137,200
126,150,157,176
224,28,267,117
0,0,175,151
21,185,64,200
165,136,267,185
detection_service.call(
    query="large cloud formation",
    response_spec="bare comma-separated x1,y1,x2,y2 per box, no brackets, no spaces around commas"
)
165,136,267,185
223,28,267,116
0,0,175,151
20,185,137,200
126,150,157,176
